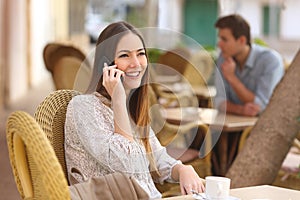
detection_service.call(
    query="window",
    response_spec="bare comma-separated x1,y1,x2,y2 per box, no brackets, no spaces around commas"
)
263,5,281,37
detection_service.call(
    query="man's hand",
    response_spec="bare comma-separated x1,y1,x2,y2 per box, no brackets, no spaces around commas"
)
242,103,260,116
221,57,236,83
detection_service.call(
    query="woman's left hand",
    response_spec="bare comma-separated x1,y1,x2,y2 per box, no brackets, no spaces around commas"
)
178,165,205,195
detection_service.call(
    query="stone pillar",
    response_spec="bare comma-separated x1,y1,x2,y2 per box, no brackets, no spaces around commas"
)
69,0,89,52
0,0,8,110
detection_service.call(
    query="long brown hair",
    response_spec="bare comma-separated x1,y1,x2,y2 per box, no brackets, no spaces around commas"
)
86,21,160,177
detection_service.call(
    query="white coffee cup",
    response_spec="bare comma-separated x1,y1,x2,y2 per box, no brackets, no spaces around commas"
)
205,176,231,200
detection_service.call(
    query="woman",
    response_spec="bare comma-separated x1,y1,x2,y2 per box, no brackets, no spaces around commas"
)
65,21,205,199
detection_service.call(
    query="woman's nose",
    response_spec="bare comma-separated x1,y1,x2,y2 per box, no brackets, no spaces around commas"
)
129,55,140,67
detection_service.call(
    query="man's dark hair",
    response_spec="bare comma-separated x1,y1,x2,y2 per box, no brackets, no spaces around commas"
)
215,14,251,46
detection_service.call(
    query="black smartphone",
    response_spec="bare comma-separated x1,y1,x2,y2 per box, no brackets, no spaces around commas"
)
103,56,123,81
102,56,114,75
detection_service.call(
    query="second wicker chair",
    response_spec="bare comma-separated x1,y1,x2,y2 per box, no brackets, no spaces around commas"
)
34,89,81,184
6,111,70,199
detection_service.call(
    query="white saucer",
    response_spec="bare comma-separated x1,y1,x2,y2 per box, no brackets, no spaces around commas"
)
192,193,240,200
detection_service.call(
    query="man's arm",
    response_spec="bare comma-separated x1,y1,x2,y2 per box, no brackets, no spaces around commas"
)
219,101,260,116
221,57,255,103
252,52,284,110
214,56,260,116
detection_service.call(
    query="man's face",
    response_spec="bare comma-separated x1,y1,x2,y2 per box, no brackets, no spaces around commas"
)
217,28,243,59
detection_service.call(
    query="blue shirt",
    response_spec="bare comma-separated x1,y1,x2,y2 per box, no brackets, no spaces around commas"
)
214,44,284,112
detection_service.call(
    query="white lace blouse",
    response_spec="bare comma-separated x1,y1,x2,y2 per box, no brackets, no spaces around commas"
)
65,92,181,199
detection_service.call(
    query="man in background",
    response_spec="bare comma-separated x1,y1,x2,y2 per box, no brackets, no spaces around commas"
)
214,14,284,116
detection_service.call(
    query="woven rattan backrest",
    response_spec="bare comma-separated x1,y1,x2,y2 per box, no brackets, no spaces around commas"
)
183,51,214,86
43,43,91,92
6,111,70,199
156,48,191,75
34,89,81,184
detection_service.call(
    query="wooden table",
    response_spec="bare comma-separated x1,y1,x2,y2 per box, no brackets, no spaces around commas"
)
157,83,216,108
230,185,300,200
161,107,257,132
157,83,216,97
162,185,300,200
161,107,258,176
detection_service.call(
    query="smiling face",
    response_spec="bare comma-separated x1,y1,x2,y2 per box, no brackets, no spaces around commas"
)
114,33,148,91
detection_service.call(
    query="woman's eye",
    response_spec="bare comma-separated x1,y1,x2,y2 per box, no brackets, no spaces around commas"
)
119,54,128,58
138,52,146,56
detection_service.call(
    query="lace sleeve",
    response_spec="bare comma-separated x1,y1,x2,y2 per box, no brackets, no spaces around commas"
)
149,129,181,183
67,94,146,174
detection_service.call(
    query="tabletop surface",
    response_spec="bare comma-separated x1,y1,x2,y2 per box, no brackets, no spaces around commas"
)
162,185,300,200
162,107,257,132
230,185,300,200
157,83,216,98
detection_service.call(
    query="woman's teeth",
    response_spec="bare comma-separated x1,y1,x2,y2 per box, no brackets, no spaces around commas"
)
125,71,140,77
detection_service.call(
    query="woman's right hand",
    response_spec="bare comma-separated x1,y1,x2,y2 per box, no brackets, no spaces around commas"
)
103,63,133,141
102,63,125,100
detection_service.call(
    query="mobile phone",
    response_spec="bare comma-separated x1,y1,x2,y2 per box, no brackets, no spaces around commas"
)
102,56,113,75
103,56,123,82
114,64,124,82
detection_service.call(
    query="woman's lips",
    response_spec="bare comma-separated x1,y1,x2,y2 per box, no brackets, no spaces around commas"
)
125,71,141,77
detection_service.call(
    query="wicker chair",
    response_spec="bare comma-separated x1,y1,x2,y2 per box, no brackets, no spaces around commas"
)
43,43,91,92
6,111,70,199
153,47,194,108
183,51,215,108
34,89,81,184
33,88,211,197
149,85,212,196
183,50,214,87
149,67,198,108
156,47,191,75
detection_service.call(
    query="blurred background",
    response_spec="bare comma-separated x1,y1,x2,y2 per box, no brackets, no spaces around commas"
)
0,0,299,199
0,0,300,110
1,0,299,110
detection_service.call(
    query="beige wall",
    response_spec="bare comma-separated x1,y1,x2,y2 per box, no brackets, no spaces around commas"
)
0,0,5,110
51,0,69,40
0,0,71,107
30,0,71,87
29,0,68,87
0,0,25,107
7,0,28,103
69,0,90,52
